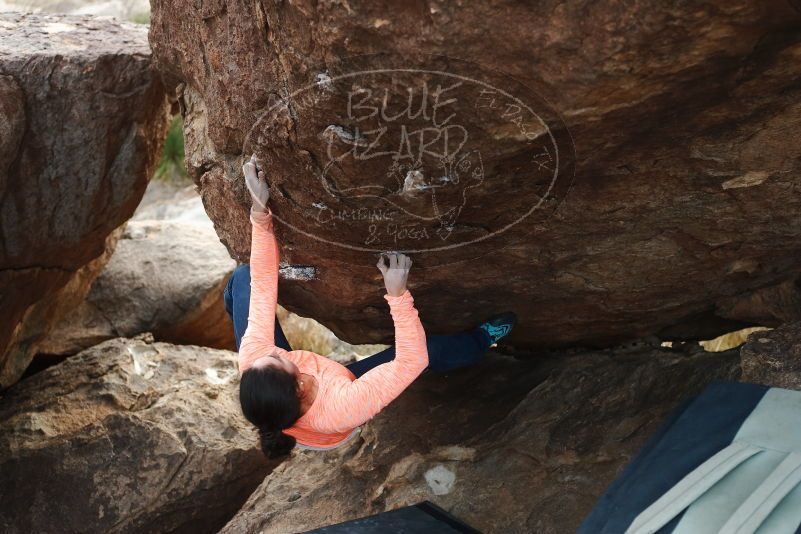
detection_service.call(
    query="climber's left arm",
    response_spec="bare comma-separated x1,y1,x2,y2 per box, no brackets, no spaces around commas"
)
317,253,429,433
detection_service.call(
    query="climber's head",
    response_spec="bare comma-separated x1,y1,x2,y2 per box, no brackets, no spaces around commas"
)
239,360,301,459
251,352,298,375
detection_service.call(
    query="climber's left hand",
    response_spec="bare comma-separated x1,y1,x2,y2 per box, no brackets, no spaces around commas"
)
243,153,270,213
377,252,412,297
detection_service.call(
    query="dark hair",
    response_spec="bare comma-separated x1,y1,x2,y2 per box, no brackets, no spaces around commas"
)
239,365,301,458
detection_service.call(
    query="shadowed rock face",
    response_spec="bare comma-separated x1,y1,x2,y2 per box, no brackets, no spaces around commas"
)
0,12,169,389
218,346,740,534
741,322,801,389
150,0,801,348
0,337,271,534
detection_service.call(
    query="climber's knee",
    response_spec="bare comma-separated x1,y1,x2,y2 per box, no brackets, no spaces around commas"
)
224,264,251,313
232,263,251,280
230,264,251,290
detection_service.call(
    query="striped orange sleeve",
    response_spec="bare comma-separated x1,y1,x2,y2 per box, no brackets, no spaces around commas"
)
317,289,429,433
238,209,280,374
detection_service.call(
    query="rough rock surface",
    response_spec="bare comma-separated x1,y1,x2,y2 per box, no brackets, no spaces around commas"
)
38,184,238,355
150,1,801,348
38,219,237,354
0,12,169,388
740,322,801,389
7,225,123,375
0,336,271,534
219,346,740,533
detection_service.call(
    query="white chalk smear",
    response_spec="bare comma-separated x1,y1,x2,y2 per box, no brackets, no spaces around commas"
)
424,464,456,495
316,71,333,90
320,124,368,146
279,263,317,281
127,345,158,379
205,368,235,385
43,22,77,34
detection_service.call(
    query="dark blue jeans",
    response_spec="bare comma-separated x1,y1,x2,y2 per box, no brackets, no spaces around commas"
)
223,264,491,377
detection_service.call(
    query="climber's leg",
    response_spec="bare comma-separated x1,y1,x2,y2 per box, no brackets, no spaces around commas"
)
344,329,491,378
223,264,292,351
424,330,492,373
345,312,517,377
345,346,396,378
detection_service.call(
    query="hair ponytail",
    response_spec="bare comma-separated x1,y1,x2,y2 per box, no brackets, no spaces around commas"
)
257,425,297,458
239,364,302,459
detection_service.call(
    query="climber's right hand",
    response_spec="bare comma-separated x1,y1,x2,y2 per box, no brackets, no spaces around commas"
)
377,252,412,297
243,153,270,213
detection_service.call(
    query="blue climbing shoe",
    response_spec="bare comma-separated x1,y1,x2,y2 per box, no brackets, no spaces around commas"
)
478,312,518,345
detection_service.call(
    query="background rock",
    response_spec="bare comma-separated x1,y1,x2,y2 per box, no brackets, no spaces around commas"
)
150,0,801,349
0,12,169,389
0,0,150,22
0,336,271,534
275,304,388,364
37,189,239,355
740,322,801,389
37,218,237,353
220,346,740,534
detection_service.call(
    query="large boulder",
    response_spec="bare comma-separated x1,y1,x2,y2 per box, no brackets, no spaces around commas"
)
149,1,801,348
218,345,739,533
0,336,271,534
38,183,238,355
0,12,169,389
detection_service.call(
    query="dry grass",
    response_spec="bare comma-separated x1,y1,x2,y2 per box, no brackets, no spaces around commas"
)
699,326,772,352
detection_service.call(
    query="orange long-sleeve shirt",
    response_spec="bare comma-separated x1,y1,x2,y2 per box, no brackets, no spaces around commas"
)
238,209,429,449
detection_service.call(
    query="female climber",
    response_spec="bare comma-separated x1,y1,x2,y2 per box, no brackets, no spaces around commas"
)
224,154,518,458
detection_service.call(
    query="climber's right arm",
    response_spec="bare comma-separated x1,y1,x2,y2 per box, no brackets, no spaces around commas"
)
238,155,281,374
